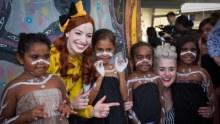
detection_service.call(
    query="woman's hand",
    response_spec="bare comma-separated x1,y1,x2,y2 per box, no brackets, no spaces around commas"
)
198,106,213,118
71,90,90,110
55,100,77,120
23,104,48,122
91,96,120,118
94,60,105,77
124,101,133,111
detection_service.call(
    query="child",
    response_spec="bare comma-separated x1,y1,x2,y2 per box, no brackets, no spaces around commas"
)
127,41,165,124
0,33,74,123
172,32,219,124
85,29,128,124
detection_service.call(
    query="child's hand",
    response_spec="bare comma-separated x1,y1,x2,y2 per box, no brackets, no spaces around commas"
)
94,60,105,77
71,90,89,110
92,96,120,118
115,56,128,73
124,101,133,111
55,100,77,120
23,104,48,122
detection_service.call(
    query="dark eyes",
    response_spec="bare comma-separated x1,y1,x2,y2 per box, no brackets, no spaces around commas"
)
181,48,196,52
30,54,50,60
136,56,152,60
97,48,112,52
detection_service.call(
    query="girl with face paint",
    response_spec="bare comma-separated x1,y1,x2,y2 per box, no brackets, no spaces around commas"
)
0,33,74,123
84,29,128,124
172,32,219,124
127,42,165,124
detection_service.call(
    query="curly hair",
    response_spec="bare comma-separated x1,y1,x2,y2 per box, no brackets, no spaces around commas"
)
154,43,177,68
17,33,51,58
53,14,96,84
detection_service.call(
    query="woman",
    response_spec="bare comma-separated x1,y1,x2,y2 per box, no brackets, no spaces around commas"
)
47,1,119,121
154,43,176,124
154,43,216,124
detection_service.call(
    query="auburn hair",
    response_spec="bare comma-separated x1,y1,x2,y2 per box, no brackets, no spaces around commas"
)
53,14,96,84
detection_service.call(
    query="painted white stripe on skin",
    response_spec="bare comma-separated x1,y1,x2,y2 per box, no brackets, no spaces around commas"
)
180,51,196,57
177,71,215,104
31,59,50,65
3,115,20,124
96,51,113,57
135,59,152,67
126,76,161,87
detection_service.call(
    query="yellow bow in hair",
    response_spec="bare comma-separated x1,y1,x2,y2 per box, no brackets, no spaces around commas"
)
59,1,86,32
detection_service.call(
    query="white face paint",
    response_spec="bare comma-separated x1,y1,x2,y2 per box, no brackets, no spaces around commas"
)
31,59,50,65
96,51,113,57
180,50,196,57
135,58,152,67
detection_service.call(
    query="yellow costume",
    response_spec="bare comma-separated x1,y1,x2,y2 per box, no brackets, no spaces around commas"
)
47,45,93,118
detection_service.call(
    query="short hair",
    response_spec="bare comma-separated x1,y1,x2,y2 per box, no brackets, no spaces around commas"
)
166,11,175,17
154,43,177,68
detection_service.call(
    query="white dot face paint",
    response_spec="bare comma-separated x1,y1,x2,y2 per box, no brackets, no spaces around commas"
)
96,51,113,57
31,59,50,65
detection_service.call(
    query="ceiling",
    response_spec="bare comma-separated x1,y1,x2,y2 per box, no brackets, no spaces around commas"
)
141,0,220,8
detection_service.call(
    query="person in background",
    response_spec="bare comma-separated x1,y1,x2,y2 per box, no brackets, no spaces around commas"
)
175,15,194,40
198,17,220,113
207,19,220,115
146,27,163,48
47,1,120,123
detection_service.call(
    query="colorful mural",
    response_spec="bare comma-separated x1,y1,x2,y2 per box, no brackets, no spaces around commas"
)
0,0,130,97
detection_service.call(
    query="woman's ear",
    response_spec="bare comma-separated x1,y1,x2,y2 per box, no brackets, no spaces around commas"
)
16,53,24,65
65,32,69,38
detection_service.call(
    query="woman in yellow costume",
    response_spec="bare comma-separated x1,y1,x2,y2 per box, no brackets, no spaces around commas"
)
47,1,119,122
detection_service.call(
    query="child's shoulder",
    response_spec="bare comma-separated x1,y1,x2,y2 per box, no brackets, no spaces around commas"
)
128,72,138,80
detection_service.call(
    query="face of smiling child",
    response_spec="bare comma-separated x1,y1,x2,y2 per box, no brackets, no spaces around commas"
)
94,39,115,64
133,45,153,73
18,42,50,77
179,42,197,65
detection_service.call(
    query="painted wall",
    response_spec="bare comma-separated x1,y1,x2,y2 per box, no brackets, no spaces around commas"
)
0,0,128,96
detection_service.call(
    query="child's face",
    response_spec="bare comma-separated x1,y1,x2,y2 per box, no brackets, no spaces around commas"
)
19,42,50,77
94,39,115,64
65,22,93,55
133,46,152,73
180,42,197,65
156,58,176,87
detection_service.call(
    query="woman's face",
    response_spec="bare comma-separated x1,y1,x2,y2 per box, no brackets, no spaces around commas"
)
179,42,197,65
65,22,93,56
156,58,176,87
200,23,214,42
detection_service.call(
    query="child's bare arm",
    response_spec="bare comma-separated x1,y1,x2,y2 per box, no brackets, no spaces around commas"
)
201,68,219,124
